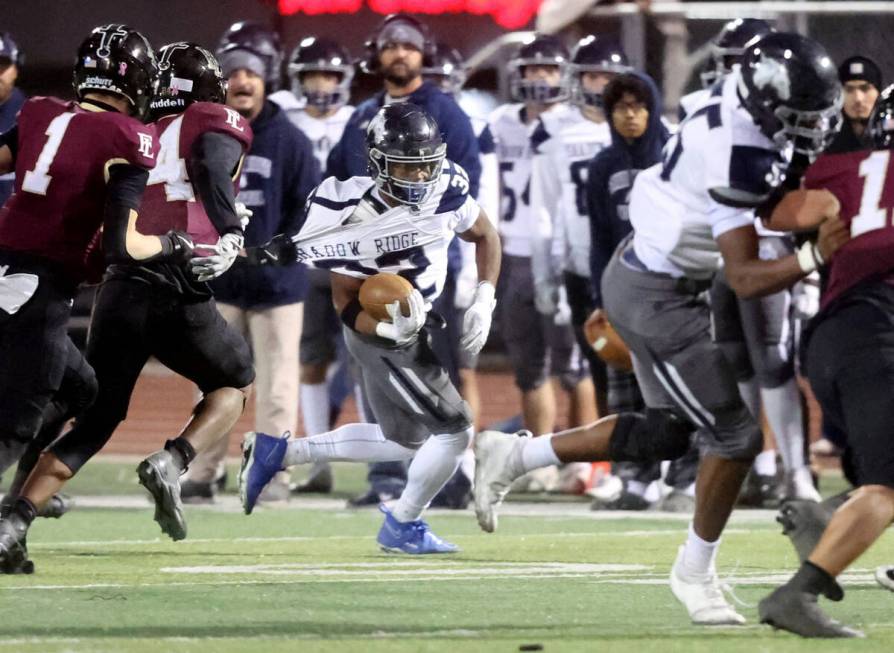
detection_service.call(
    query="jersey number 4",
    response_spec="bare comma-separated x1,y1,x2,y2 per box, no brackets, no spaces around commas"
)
147,116,195,201
852,150,894,238
21,113,76,195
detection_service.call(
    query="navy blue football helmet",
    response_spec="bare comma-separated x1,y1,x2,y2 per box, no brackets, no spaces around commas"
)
738,32,842,157
569,35,632,108
701,18,774,89
423,42,466,97
868,84,894,149
217,21,282,90
0,32,23,68
151,43,227,118
366,103,446,207
73,24,158,119
288,36,353,111
509,34,570,104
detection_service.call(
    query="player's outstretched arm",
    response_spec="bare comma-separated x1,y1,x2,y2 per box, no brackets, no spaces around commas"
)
457,208,501,287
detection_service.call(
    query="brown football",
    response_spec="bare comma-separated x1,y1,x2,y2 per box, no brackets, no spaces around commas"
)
359,273,414,322
584,311,633,372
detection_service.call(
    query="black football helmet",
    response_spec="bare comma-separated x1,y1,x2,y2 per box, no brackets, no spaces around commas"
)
0,32,23,68
701,18,774,89
509,34,570,104
569,35,632,108
150,43,227,118
288,36,353,111
867,84,894,149
738,32,842,157
73,24,158,119
366,103,446,208
422,42,466,98
217,21,282,90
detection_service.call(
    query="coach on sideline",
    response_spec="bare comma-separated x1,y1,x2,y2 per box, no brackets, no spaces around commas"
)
326,13,482,508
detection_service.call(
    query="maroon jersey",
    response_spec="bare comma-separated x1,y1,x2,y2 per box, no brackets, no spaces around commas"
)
138,102,252,247
0,97,157,281
804,148,894,310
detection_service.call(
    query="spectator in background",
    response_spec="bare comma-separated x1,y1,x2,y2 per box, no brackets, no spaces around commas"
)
0,32,26,207
181,22,320,503
326,13,482,509
826,55,881,153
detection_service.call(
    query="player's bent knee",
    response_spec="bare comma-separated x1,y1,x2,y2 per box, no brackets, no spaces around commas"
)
704,404,763,461
609,409,694,463
754,347,794,388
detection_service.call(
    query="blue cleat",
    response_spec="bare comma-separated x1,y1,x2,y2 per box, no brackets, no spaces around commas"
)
239,432,288,515
375,504,459,554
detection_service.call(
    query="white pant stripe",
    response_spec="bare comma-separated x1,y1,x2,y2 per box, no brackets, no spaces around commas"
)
661,361,716,427
388,373,425,415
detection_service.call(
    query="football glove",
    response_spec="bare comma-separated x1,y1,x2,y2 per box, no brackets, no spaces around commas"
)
189,232,244,282
159,230,194,264
375,289,427,345
244,233,298,266
460,281,496,355
235,202,253,230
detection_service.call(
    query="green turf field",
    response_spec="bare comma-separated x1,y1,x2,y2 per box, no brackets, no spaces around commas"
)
2,461,892,652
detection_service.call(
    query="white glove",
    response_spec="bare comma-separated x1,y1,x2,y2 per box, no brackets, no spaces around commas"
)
235,202,253,230
189,232,244,282
461,281,496,355
793,272,821,320
533,279,559,316
554,284,572,326
375,289,427,345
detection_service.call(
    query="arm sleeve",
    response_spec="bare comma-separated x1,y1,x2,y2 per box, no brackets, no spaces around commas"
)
102,163,150,264
188,131,245,236
0,124,18,164
282,132,322,235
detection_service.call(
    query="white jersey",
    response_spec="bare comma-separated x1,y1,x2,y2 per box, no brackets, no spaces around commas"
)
268,90,354,171
530,104,611,281
630,72,788,280
292,160,479,302
485,103,544,257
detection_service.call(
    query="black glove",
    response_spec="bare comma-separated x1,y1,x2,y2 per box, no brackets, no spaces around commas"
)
159,230,195,264
244,233,298,266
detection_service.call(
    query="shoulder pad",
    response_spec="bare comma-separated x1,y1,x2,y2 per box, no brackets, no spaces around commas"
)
186,102,252,150
110,114,158,170
436,160,471,214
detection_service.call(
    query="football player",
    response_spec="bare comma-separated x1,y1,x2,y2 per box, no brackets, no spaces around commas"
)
240,103,500,553
0,42,255,568
691,19,820,504
269,36,357,495
598,33,844,625
757,84,894,639
0,25,194,571
483,34,590,459
0,31,25,207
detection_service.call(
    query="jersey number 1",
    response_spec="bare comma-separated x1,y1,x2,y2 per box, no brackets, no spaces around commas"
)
22,113,76,195
852,150,892,238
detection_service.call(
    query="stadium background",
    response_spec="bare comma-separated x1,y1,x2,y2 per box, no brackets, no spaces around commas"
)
6,0,893,457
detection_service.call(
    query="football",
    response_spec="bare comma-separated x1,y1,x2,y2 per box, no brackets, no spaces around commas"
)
359,273,414,322
584,310,633,372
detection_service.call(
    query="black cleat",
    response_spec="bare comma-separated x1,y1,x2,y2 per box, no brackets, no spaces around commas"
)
346,487,398,509
738,472,783,508
180,479,216,505
38,493,73,519
759,585,863,638
777,500,833,562
0,515,34,575
137,450,187,541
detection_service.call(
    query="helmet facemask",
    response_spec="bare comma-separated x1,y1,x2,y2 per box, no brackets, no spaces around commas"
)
570,64,626,108
290,64,353,112
369,145,446,208
509,60,568,103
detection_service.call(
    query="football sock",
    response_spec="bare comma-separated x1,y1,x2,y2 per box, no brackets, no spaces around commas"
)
521,434,560,472
300,382,330,435
284,423,416,466
789,560,838,596
391,427,474,523
680,523,720,576
762,381,806,473
754,450,777,477
165,437,196,473
12,497,37,527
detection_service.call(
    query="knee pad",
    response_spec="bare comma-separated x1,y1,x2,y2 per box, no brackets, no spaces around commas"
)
609,409,694,463
754,345,794,388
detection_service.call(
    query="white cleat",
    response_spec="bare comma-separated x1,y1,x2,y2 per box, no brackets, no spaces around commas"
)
472,430,529,533
670,546,746,625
